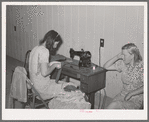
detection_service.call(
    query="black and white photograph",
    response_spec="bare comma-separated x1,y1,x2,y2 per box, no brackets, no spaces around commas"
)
2,1,148,120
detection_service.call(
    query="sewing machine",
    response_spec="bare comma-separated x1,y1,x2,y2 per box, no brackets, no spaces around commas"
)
69,48,92,68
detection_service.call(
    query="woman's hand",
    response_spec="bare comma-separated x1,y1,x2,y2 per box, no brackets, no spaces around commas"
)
54,62,61,69
48,61,61,69
124,92,133,101
103,52,123,70
116,52,123,60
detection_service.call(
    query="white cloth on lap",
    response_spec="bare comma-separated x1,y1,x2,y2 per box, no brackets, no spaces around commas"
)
48,90,91,109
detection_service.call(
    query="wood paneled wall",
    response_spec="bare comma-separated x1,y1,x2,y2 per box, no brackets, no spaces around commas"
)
6,5,144,97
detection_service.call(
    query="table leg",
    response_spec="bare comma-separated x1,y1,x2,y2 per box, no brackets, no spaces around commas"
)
88,92,95,109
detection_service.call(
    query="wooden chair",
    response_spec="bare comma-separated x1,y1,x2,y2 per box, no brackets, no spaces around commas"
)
24,50,31,78
26,76,51,109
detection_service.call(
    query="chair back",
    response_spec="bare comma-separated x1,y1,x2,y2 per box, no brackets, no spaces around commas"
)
24,50,31,78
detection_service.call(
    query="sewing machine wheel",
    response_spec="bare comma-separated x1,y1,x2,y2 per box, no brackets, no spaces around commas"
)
79,59,91,67
86,59,91,67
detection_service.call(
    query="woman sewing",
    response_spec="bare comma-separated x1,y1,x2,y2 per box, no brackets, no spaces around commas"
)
103,43,143,109
29,30,90,109
29,30,65,100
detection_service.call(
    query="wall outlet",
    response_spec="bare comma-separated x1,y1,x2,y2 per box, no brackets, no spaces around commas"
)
100,39,104,47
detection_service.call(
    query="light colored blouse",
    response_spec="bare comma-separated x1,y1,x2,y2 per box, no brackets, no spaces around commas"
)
29,46,50,92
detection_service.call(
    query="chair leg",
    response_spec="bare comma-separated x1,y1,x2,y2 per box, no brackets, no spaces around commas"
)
40,99,49,109
32,95,35,108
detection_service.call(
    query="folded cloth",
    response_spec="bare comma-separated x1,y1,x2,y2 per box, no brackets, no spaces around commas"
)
48,90,91,109
10,66,27,103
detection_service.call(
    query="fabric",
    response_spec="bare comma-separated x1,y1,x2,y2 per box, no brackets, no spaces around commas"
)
10,66,27,102
48,90,91,109
112,60,144,109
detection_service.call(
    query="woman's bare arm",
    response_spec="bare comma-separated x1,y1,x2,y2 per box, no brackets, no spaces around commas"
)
124,86,143,101
103,53,123,70
41,62,61,77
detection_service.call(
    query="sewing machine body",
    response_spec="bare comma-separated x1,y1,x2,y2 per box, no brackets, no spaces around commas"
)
69,48,92,67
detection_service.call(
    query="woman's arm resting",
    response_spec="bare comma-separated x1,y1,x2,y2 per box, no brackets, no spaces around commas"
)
103,53,122,70
131,86,144,96
124,86,144,101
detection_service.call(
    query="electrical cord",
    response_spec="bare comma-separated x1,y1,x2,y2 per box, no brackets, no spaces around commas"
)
98,46,107,109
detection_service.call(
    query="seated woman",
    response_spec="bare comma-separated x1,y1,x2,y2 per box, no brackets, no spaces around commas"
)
29,30,90,109
103,43,143,109
29,30,66,100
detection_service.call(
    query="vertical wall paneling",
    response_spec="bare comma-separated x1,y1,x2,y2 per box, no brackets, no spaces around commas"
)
23,6,28,61
32,6,38,47
10,6,14,58
47,6,53,31
15,7,20,61
8,6,12,57
16,6,22,61
6,6,10,56
94,6,105,65
125,6,138,44
20,6,25,61
52,6,59,32
78,6,86,53
114,6,126,54
58,6,65,55
37,6,44,42
12,7,17,59
137,6,144,60
28,6,34,51
10,7,14,57
42,6,48,34
104,6,115,62
71,6,79,50
86,6,95,63
40,6,46,39
63,6,72,57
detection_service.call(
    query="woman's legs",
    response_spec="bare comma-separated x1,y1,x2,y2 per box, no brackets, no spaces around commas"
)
106,93,124,109
106,101,122,109
106,100,138,109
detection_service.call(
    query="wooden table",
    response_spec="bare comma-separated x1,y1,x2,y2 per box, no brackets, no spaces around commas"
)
60,59,107,109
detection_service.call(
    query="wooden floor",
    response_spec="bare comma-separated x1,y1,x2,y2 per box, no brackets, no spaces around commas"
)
6,55,112,109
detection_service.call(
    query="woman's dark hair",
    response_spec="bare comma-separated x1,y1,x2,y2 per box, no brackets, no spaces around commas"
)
122,43,142,63
39,30,59,52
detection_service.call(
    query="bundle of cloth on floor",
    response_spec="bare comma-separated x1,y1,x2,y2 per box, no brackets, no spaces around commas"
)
48,87,91,109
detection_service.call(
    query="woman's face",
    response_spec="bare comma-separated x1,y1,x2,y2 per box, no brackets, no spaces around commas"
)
122,49,134,65
53,41,59,48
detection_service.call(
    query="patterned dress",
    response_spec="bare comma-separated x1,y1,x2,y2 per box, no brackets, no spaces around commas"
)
112,60,144,109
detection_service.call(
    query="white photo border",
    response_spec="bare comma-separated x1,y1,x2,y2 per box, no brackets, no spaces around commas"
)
2,2,148,120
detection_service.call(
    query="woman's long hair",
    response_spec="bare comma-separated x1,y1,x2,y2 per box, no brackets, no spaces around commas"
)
122,43,142,63
39,30,59,53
